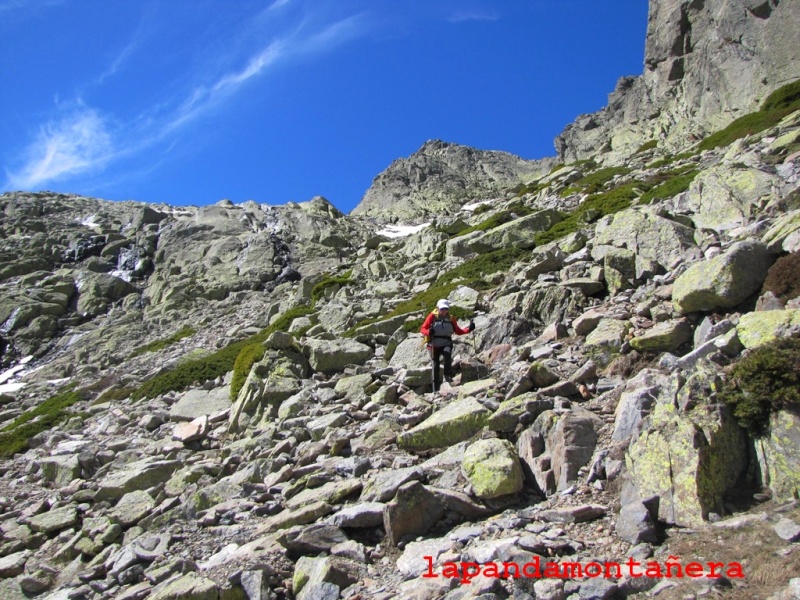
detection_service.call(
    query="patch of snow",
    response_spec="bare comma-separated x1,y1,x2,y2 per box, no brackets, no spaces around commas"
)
79,214,101,230
0,382,25,395
0,356,32,384
110,269,132,282
377,223,431,238
47,377,71,387
462,200,494,212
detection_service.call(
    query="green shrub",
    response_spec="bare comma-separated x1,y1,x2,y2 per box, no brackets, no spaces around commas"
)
514,180,548,197
535,181,644,246
698,79,800,152
95,386,137,404
719,337,800,436
438,246,530,287
310,270,352,304
132,304,314,400
647,152,697,169
640,169,699,204
570,158,598,170
561,166,632,197
472,203,493,216
761,251,800,304
230,342,267,401
0,386,85,457
454,201,534,237
129,325,196,358
761,78,800,112
342,248,516,337
636,140,658,153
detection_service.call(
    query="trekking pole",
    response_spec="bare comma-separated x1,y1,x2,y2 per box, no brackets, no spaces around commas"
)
429,345,436,401
471,311,481,355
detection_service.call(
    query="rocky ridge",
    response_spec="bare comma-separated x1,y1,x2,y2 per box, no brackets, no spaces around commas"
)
350,140,553,223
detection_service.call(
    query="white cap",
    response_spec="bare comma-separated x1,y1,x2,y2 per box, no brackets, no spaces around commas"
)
436,299,450,310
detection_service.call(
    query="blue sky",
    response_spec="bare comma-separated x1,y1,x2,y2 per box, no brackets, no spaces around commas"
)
0,0,648,214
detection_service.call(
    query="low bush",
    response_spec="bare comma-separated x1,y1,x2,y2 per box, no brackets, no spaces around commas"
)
0,386,86,457
129,325,196,358
561,166,632,197
761,251,800,304
698,79,800,152
719,337,800,436
95,386,137,404
132,304,314,400
310,270,352,304
640,169,699,204
535,181,644,246
453,201,534,237
647,152,697,169
636,140,658,154
230,342,267,401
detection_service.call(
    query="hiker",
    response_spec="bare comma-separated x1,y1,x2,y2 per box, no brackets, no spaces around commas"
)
420,299,475,391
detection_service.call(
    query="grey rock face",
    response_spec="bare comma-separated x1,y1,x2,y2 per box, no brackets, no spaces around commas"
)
518,408,602,496
351,140,552,222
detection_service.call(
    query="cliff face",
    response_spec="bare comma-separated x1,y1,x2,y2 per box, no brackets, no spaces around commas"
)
555,0,800,162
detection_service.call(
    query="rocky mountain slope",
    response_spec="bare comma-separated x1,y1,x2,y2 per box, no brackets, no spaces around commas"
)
1,2,800,600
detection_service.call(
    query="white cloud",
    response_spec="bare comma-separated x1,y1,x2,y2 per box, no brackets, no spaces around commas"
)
163,16,365,133
5,108,114,189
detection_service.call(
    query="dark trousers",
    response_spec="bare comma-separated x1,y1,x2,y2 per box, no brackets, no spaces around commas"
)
430,344,453,391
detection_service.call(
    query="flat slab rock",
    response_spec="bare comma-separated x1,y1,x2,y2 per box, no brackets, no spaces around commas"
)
169,386,231,421
537,504,608,524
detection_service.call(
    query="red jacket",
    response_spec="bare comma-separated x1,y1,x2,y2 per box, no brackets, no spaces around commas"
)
420,310,469,346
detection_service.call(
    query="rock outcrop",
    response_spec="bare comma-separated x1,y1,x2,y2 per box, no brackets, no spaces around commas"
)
351,140,553,222
556,0,800,163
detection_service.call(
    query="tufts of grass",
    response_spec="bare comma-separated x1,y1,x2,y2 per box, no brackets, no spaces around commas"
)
697,79,800,152
342,247,524,337
230,342,267,401
639,168,699,204
560,166,632,197
647,152,697,169
129,325,196,359
0,386,86,458
635,140,658,154
95,386,137,404
132,304,314,401
514,180,548,197
310,270,352,304
453,201,534,237
535,181,644,246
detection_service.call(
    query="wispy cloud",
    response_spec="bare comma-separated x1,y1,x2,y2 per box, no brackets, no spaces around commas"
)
162,14,366,134
3,8,371,191
96,32,141,84
5,108,114,189
267,0,292,12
